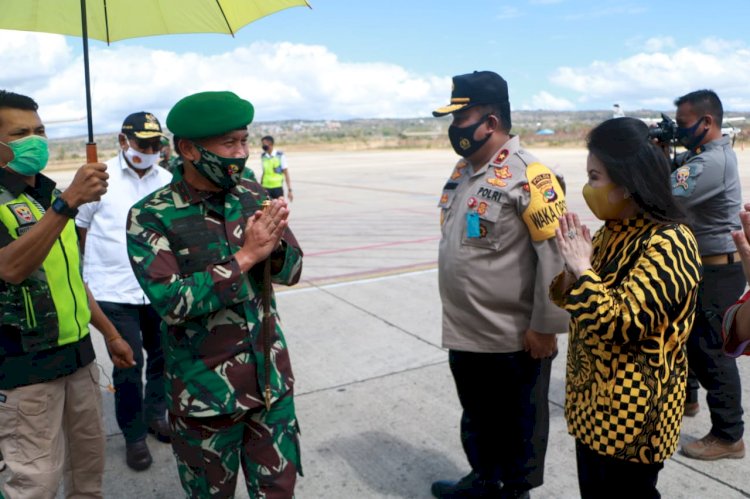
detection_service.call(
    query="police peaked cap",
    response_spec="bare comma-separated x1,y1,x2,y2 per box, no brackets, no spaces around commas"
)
433,71,509,117
167,91,255,139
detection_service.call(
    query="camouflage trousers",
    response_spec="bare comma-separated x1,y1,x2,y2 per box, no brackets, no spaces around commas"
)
169,393,301,498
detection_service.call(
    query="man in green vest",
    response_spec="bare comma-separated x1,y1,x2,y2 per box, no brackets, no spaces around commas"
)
0,90,134,498
260,135,293,201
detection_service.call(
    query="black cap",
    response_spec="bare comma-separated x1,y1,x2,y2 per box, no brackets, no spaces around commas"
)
121,112,164,138
433,71,509,117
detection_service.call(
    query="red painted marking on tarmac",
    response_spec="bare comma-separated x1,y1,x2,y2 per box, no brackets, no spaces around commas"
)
305,236,440,257
284,261,438,290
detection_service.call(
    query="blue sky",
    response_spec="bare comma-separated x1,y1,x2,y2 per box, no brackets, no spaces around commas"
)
2,0,750,137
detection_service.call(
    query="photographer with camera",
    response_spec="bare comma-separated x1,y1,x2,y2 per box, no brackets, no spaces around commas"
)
656,89,745,460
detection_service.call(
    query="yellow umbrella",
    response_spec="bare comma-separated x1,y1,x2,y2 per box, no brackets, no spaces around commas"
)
0,0,311,160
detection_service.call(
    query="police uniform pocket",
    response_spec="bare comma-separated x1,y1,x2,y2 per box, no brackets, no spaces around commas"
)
461,201,504,250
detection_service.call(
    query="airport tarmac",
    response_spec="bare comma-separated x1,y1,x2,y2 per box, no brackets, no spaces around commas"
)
6,146,750,498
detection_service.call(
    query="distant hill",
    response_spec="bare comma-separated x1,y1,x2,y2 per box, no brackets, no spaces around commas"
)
47,110,747,165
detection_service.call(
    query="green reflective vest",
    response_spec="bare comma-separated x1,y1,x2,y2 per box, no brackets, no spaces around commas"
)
0,189,90,354
261,152,284,189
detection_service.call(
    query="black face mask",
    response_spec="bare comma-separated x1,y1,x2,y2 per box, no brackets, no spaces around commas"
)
262,144,270,152
448,114,491,157
676,117,708,151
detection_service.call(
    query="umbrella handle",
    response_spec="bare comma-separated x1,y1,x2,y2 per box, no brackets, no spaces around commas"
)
86,143,98,163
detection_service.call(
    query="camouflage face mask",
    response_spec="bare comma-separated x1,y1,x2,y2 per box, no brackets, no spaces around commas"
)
192,143,247,190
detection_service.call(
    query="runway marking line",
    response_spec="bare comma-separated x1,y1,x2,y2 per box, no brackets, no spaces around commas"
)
305,236,439,257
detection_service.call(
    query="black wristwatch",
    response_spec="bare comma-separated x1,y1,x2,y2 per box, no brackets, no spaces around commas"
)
51,196,79,218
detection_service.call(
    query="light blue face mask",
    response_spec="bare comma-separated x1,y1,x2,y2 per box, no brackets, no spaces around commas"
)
5,135,50,176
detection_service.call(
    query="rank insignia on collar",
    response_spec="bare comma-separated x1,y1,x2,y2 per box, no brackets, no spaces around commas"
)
492,149,509,164
487,177,507,187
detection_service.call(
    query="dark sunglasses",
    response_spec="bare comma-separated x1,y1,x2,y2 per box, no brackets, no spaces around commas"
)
129,137,163,151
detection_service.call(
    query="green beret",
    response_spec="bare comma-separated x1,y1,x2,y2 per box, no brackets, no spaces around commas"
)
166,91,254,139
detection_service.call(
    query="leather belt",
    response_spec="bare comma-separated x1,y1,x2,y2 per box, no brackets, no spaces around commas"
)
701,251,740,265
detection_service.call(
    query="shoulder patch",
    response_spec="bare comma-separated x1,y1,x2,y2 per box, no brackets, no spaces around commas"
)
671,163,703,197
521,162,567,241
8,203,37,226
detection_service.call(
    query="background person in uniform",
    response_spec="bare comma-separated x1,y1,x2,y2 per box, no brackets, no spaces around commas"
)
158,135,177,172
76,112,173,471
430,71,569,499
663,89,746,460
0,90,134,498
721,202,750,358
260,135,293,201
126,91,304,498
551,117,701,498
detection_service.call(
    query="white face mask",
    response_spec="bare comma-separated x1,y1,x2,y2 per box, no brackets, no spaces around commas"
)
124,147,160,170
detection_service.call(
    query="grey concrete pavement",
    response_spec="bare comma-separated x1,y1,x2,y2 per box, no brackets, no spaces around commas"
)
4,147,749,498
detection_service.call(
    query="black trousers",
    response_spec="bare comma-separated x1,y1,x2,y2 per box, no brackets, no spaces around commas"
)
99,302,166,443
265,187,284,199
448,349,552,493
686,263,745,442
575,441,663,499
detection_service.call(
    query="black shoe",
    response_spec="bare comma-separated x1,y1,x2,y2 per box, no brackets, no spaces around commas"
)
147,418,172,443
431,472,502,498
126,439,153,471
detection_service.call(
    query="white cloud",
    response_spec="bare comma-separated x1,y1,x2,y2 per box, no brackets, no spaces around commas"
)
0,32,72,91
643,36,676,52
550,38,750,109
523,91,575,110
0,31,451,138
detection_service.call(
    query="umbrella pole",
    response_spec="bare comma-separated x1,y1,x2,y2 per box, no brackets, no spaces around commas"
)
79,0,97,162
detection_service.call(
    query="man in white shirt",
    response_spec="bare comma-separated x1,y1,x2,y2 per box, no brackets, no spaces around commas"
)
76,112,172,471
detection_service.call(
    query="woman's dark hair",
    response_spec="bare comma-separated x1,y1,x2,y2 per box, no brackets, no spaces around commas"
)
587,117,687,224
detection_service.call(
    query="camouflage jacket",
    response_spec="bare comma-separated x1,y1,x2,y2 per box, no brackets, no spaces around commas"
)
126,168,303,417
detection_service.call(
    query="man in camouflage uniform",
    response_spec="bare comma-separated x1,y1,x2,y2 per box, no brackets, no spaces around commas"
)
126,91,303,498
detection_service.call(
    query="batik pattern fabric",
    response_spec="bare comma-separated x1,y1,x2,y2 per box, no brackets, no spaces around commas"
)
551,216,701,463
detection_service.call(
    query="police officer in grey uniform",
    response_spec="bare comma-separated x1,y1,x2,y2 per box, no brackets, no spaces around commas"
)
430,71,569,498
667,89,746,460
